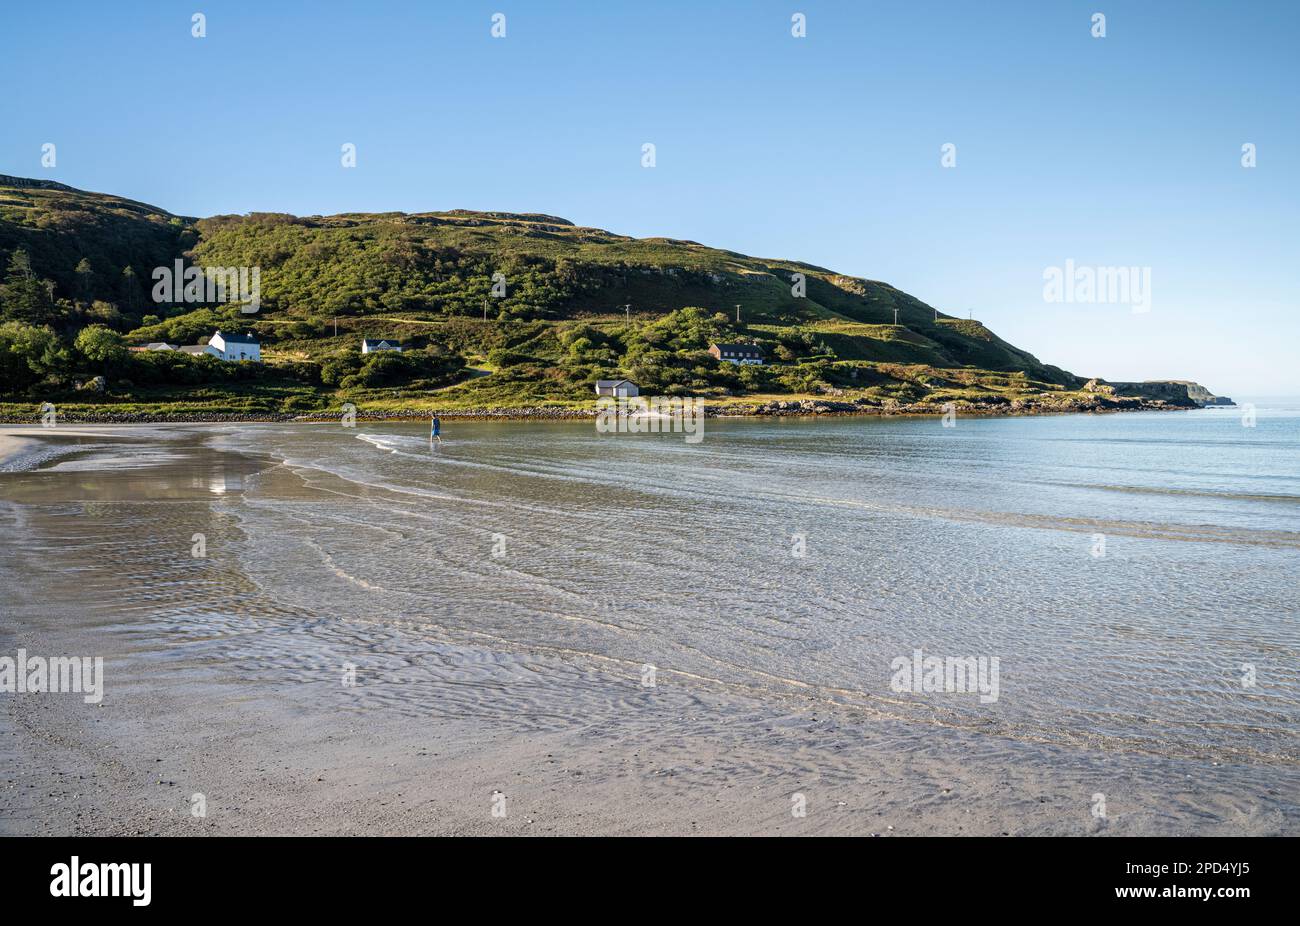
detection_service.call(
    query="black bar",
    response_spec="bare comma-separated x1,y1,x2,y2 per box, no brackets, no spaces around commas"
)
1,836,1284,912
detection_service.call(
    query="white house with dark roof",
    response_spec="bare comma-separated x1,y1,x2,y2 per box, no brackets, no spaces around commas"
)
708,342,764,365
361,338,403,354
205,330,261,362
594,379,639,398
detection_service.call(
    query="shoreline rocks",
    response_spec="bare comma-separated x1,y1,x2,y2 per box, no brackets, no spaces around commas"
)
0,394,1188,425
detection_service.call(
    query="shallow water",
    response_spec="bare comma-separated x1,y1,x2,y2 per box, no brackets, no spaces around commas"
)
2,404,1298,767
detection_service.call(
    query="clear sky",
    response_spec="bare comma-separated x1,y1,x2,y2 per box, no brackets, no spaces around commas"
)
2,0,1296,394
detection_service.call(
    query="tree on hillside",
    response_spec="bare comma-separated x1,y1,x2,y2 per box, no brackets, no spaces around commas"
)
75,258,94,301
0,249,56,325
75,324,126,375
85,300,122,327
118,265,143,312
6,248,33,279
0,321,66,393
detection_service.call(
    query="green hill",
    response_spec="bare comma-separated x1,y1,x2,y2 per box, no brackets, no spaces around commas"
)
0,174,1163,419
0,176,193,304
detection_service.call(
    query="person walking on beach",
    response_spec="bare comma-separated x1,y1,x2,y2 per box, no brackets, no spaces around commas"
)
431,413,442,444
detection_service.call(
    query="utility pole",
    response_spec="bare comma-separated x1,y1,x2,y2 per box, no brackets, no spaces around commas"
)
333,317,338,337
623,303,630,324
893,307,899,326
735,304,741,324
483,297,488,322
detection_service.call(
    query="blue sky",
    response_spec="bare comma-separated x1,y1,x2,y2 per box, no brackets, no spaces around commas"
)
2,0,1296,394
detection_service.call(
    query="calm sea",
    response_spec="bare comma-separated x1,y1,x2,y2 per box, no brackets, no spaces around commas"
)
3,403,1297,765
204,402,1299,762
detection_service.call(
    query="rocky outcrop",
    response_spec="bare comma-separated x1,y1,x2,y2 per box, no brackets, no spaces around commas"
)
1106,379,1225,408
713,391,1166,418
0,174,79,193
1081,378,1116,395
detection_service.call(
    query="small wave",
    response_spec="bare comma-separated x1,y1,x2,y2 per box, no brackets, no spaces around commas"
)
354,432,442,459
790,492,1300,548
1063,483,1300,504
302,538,388,592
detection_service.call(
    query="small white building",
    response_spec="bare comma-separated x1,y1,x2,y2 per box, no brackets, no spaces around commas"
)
595,379,639,398
128,342,179,353
362,338,403,354
205,330,261,362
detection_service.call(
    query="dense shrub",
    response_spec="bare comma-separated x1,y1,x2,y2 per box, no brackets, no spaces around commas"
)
341,347,461,389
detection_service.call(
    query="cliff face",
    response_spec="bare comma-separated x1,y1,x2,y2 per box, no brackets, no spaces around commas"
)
1108,380,1230,407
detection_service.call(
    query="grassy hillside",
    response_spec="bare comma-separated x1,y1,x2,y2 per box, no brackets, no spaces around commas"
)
0,175,192,305
183,207,1064,372
0,174,1141,419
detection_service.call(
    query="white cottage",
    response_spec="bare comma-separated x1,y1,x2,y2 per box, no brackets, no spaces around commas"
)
205,330,261,362
594,379,639,398
708,342,764,365
361,338,403,354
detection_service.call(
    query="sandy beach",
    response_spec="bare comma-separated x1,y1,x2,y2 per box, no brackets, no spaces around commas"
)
0,429,87,471
0,424,202,472
1,422,1297,836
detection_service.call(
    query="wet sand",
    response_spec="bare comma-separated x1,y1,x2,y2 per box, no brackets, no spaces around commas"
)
1,425,1296,835
0,424,200,472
